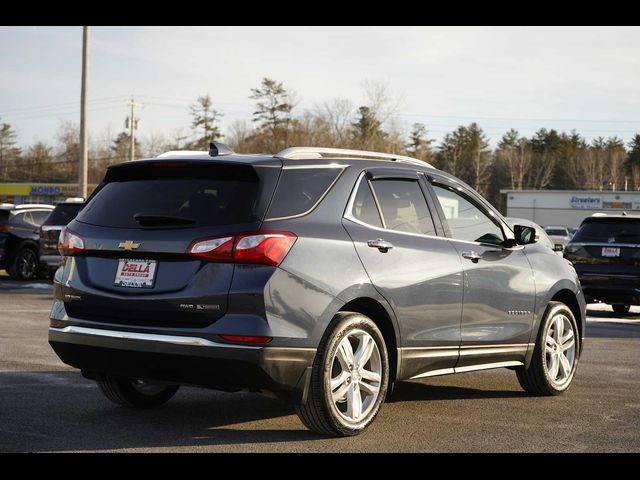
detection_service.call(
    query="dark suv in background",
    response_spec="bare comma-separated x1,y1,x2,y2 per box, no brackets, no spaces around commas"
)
565,213,640,314
49,144,585,436
1,203,54,280
39,199,84,277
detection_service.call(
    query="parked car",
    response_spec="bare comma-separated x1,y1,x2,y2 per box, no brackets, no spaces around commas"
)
564,213,640,314
0,203,54,280
49,144,585,436
507,217,564,255
39,199,84,277
544,225,573,247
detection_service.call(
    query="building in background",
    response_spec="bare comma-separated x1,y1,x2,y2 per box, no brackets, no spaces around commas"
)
0,183,97,205
502,189,640,228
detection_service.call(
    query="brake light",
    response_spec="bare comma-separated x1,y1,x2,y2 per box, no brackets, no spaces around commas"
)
38,226,44,238
0,224,12,233
187,231,297,266
57,228,85,256
221,335,272,344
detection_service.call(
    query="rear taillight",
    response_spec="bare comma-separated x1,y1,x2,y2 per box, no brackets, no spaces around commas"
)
187,231,297,266
187,236,233,262
38,226,44,238
0,224,12,233
57,227,85,256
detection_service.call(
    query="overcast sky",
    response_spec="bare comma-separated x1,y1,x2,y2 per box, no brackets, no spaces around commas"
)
2,26,640,149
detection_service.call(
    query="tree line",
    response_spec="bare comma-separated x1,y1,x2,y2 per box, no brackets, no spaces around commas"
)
2,77,640,211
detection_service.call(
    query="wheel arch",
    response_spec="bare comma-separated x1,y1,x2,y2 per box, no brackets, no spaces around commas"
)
337,296,399,383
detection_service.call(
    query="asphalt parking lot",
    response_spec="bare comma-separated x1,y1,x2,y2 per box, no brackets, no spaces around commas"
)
1,272,639,453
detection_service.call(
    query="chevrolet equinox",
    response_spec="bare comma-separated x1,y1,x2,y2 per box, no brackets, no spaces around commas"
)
49,143,585,436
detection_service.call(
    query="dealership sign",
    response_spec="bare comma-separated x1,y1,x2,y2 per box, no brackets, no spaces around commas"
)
570,196,601,209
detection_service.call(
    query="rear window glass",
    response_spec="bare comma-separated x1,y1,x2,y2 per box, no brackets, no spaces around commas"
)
573,221,640,243
266,167,343,219
45,204,83,226
77,163,260,228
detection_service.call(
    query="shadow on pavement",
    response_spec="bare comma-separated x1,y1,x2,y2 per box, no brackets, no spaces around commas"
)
0,371,319,452
389,380,526,403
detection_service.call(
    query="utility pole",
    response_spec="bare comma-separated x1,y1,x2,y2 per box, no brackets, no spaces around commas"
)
78,26,89,198
126,97,140,161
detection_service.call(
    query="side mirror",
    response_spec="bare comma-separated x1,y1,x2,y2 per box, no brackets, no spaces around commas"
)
553,243,564,252
514,225,537,245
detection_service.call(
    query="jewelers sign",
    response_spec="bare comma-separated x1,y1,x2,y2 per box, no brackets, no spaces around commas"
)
570,196,601,209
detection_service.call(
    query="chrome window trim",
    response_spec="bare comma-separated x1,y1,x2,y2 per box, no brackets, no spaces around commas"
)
343,171,447,241
263,166,346,222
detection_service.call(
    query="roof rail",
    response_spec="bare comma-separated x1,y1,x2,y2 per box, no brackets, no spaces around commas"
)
275,146,432,167
156,150,207,158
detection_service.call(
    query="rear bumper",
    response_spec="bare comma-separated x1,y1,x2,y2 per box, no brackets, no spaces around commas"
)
578,273,640,304
49,325,315,404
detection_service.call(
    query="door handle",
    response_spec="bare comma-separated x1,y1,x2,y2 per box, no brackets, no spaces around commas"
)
367,238,394,253
461,251,481,262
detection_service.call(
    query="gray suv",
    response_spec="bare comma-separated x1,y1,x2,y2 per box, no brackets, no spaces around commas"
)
49,144,585,436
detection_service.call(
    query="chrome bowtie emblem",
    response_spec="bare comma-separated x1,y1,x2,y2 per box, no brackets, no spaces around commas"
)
118,240,140,250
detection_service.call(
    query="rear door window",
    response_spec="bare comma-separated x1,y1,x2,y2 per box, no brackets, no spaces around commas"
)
370,179,436,235
30,210,52,226
266,167,343,220
77,163,261,228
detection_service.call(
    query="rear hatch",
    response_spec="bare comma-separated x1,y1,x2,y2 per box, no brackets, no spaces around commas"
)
40,203,84,255
565,217,640,276
63,158,280,328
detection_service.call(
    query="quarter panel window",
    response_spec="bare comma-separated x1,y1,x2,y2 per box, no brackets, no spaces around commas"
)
431,184,504,244
370,179,436,235
350,179,383,228
266,168,342,219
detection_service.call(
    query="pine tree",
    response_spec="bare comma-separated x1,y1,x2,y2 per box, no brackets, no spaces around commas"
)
0,120,21,181
250,78,295,151
189,94,222,150
406,123,434,162
350,106,385,149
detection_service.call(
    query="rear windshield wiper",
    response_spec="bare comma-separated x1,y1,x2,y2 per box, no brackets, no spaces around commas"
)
133,213,196,226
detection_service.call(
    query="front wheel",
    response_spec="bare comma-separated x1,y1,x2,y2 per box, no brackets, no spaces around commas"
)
97,375,179,408
296,312,389,436
516,301,580,396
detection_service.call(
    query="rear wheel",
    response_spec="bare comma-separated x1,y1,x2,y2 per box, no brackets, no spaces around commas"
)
612,304,631,315
8,246,39,280
296,312,389,437
97,375,179,408
516,301,580,396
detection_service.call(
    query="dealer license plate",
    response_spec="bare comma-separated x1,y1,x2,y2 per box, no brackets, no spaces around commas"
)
114,259,157,288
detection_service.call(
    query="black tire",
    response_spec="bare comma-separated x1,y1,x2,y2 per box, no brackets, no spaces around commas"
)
295,312,389,437
97,375,179,408
516,301,580,396
7,246,39,281
612,304,631,315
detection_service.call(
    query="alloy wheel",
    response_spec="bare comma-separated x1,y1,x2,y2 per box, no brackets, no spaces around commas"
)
544,313,576,387
329,329,382,423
